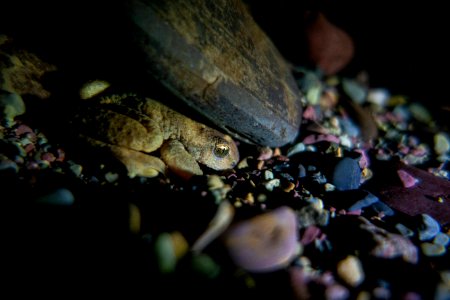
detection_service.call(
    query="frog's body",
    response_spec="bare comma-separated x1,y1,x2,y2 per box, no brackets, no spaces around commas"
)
76,90,239,179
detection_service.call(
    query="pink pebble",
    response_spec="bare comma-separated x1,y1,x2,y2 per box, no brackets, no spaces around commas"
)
303,105,318,121
223,206,298,272
397,170,418,188
300,226,321,246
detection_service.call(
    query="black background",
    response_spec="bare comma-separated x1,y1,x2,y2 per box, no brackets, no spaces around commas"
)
246,0,450,109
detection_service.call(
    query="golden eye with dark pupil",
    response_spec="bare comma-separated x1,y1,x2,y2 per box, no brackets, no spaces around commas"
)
214,143,230,158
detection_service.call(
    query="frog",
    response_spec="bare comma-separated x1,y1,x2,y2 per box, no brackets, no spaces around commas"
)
74,81,239,180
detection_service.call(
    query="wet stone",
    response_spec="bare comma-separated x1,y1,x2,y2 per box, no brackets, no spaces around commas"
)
421,243,446,257
417,214,441,241
331,157,361,190
433,232,450,247
35,188,75,206
222,206,299,272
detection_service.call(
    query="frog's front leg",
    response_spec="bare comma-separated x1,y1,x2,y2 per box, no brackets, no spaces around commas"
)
81,135,168,178
109,143,168,178
160,139,203,180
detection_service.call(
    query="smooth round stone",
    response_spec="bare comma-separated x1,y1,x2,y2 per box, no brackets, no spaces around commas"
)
336,255,365,287
433,233,450,247
35,188,75,206
223,206,298,273
421,242,446,257
417,214,440,241
331,157,361,191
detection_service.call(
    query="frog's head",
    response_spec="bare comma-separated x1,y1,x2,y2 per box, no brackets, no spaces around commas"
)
196,132,239,171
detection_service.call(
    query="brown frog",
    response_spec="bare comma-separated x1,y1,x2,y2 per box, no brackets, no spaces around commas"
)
75,81,239,180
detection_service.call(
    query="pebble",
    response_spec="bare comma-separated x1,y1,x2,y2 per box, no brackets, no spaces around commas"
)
325,284,349,300
190,253,221,279
300,226,322,246
222,206,298,272
433,232,450,247
342,78,366,104
35,188,75,206
417,214,441,241
421,242,446,257
264,178,280,191
154,232,177,274
105,172,119,183
69,162,83,177
434,133,450,155
0,90,25,126
332,157,361,190
336,255,364,287
367,88,390,107
397,170,418,188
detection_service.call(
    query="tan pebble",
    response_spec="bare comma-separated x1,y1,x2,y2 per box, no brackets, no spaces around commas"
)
257,160,265,170
273,147,282,157
237,156,251,169
244,193,255,205
257,146,273,160
128,203,141,234
80,79,111,100
283,182,296,193
170,231,189,259
324,183,336,191
337,255,365,287
207,174,224,190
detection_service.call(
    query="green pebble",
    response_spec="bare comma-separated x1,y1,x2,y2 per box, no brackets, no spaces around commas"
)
434,133,450,155
421,242,446,257
69,163,83,177
190,253,221,279
0,90,25,126
154,233,176,274
105,172,119,183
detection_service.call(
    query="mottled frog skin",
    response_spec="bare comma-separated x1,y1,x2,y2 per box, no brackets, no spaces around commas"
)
76,86,239,179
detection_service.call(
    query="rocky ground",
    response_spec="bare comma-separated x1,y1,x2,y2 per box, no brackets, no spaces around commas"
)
1,60,449,299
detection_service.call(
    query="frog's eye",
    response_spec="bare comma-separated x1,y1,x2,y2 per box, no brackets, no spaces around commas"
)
214,143,230,158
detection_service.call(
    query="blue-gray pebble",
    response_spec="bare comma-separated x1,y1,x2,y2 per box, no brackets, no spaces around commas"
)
332,157,361,191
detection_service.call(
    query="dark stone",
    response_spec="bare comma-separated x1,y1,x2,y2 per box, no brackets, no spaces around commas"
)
367,160,450,226
331,157,361,191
